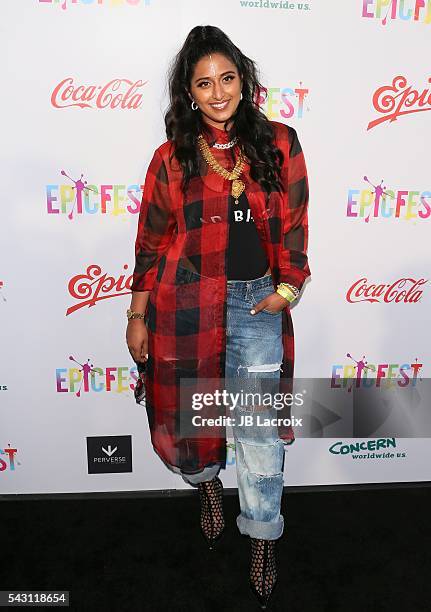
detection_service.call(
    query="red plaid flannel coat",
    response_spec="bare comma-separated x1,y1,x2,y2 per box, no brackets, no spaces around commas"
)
131,121,310,474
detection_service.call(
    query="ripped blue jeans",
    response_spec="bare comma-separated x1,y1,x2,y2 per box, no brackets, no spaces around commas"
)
181,273,286,540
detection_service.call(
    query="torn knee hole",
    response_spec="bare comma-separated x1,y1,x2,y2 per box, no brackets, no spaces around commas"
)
250,471,284,479
237,363,282,375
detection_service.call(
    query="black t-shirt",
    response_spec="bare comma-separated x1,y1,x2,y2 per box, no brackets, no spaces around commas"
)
226,192,269,280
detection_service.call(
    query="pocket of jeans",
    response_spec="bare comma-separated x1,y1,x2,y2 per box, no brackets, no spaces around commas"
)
251,284,283,315
262,307,282,316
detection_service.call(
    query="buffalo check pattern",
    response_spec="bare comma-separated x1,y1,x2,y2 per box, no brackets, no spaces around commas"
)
131,121,311,474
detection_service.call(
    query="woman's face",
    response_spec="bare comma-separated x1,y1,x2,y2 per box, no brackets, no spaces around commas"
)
189,52,242,130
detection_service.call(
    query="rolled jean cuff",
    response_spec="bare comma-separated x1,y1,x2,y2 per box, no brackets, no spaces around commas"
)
180,463,221,486
237,513,284,540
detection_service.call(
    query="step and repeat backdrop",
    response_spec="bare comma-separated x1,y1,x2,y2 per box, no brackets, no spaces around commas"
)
1,0,430,494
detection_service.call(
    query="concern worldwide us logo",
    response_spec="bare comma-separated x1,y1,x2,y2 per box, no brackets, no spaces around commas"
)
239,1,311,11
328,438,407,460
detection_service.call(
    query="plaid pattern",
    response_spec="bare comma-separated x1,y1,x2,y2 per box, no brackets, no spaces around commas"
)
131,121,310,474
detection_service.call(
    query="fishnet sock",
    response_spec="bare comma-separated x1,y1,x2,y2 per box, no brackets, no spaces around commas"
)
250,538,278,598
197,475,225,540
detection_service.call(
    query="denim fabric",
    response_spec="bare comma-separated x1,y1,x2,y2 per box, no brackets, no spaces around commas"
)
181,273,286,540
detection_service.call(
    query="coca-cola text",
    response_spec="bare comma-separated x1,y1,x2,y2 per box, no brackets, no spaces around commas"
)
51,78,147,109
346,277,427,303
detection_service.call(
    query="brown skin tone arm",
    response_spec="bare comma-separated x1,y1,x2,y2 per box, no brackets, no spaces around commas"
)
126,291,150,363
129,290,150,315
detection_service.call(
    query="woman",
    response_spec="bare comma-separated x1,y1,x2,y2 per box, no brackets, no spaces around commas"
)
126,25,310,609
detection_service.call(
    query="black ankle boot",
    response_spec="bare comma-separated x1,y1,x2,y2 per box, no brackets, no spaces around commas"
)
249,537,278,609
197,475,225,550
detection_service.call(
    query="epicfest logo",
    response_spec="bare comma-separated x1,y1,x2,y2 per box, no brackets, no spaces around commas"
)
56,355,138,395
46,169,143,219
0,445,19,472
66,264,132,315
50,78,147,110
39,0,151,9
362,0,431,25
346,278,427,304
331,354,423,389
367,75,431,130
257,85,309,120
328,438,406,460
347,176,431,222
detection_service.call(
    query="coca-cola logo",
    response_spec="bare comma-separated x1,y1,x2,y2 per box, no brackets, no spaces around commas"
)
346,277,427,304
67,265,132,315
51,78,148,109
367,75,431,130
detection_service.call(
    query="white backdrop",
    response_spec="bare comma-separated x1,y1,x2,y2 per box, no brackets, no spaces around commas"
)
1,0,430,494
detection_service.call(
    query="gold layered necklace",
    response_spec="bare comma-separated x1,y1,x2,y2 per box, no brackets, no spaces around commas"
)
197,133,246,205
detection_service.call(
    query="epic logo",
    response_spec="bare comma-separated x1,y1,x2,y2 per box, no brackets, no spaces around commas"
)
368,75,431,130
66,264,132,315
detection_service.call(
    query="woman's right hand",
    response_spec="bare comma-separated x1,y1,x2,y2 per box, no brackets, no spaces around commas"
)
126,319,148,363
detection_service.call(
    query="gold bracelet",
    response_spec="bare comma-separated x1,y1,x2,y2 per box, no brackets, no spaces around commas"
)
277,282,299,298
276,286,296,302
126,308,145,320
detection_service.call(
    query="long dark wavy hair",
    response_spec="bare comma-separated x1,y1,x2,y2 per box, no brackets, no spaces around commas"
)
165,25,285,195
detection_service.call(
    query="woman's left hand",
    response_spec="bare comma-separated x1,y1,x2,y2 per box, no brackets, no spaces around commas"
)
250,292,291,315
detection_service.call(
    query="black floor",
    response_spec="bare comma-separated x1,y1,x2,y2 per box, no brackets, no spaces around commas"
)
2,484,431,611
